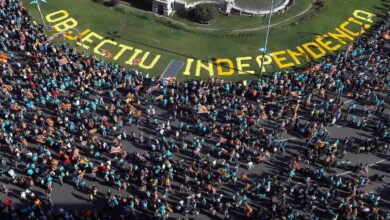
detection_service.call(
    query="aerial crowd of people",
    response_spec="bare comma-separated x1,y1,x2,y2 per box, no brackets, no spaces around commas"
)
0,0,389,219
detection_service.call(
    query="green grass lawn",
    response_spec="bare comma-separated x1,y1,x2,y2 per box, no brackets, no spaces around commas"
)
23,0,386,81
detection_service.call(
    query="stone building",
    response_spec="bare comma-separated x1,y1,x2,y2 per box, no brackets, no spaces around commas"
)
152,0,175,16
151,0,290,17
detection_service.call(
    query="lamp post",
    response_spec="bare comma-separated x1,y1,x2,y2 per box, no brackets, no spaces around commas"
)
31,0,47,29
259,0,274,78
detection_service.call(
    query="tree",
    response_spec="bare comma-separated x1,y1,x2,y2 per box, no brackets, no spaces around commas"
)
313,0,325,10
192,4,217,24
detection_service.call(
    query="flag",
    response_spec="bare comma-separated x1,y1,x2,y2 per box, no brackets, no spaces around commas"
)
81,158,91,165
290,91,298,97
135,110,142,118
46,35,55,43
0,52,8,63
99,49,113,58
147,84,160,94
132,58,142,65
127,93,135,99
313,64,321,71
129,105,138,113
105,51,113,58
110,104,116,113
52,159,59,170
36,135,46,143
11,105,21,111
62,103,72,109
65,31,74,37
110,146,122,154
58,57,68,66
26,91,34,99
34,199,41,207
155,95,164,101
147,86,154,94
134,84,143,92
383,32,390,40
46,118,54,127
78,170,86,179
125,98,132,105
166,77,176,83
73,149,80,159
129,105,142,117
220,137,227,144
197,105,208,114
2,84,13,92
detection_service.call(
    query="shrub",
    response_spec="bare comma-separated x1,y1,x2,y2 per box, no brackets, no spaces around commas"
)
111,0,120,6
92,0,105,4
192,4,217,24
313,0,325,10
114,6,126,13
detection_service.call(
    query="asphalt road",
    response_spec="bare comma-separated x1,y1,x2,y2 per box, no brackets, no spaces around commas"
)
0,92,389,219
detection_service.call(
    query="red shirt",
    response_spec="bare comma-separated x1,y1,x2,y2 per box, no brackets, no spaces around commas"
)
30,82,36,90
252,90,257,97
4,198,11,206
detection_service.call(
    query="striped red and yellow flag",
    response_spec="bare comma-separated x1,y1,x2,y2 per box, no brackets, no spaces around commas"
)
58,57,68,65
0,52,8,63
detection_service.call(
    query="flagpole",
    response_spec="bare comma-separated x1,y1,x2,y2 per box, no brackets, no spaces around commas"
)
36,2,46,28
31,0,47,29
259,0,274,78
